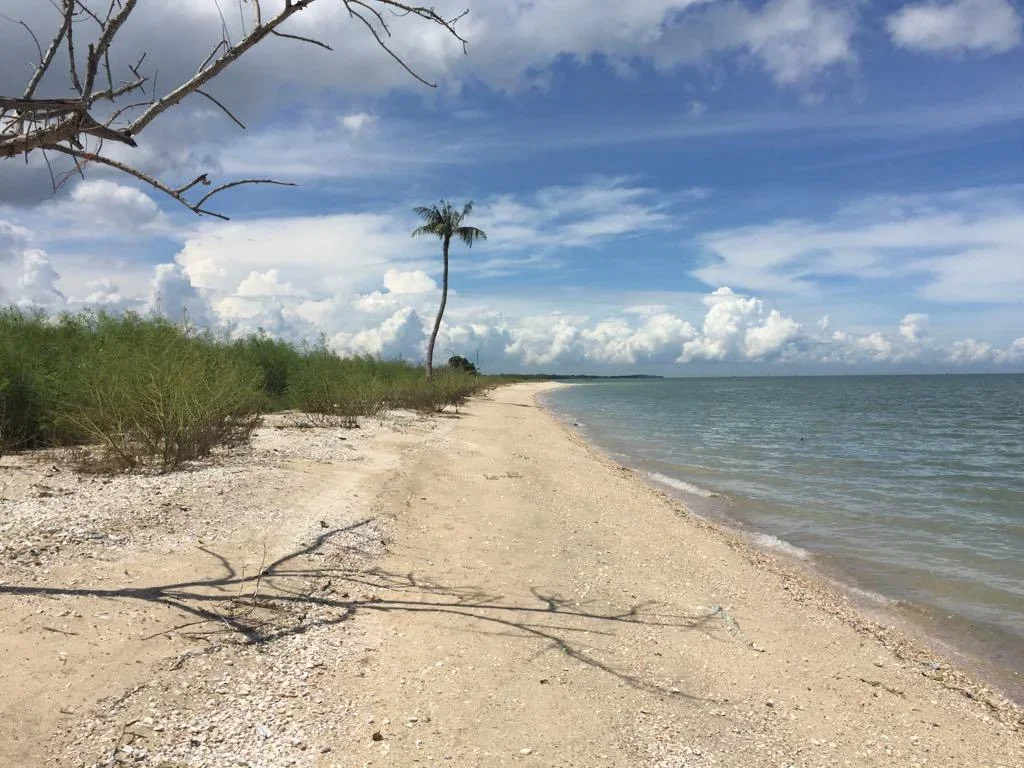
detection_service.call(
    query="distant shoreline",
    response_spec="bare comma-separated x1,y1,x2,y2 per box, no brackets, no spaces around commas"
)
494,374,665,380
494,371,1024,380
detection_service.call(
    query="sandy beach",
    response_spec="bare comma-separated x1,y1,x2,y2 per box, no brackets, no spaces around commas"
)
1,382,1021,767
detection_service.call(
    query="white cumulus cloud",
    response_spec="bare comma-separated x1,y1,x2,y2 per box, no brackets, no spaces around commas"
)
679,287,804,362
76,279,131,309
62,180,168,233
331,307,426,359
237,269,306,298
383,269,437,295
17,250,65,308
947,337,996,363
147,263,214,327
899,313,929,341
0,220,30,263
581,313,697,365
887,0,1022,55
341,112,377,132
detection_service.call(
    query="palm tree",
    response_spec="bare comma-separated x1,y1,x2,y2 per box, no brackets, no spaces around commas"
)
411,200,487,378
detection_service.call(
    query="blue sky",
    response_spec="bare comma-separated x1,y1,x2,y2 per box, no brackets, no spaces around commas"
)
1,0,1023,373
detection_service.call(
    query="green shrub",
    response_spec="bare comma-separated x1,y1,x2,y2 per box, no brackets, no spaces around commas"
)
290,351,388,428
0,308,93,453
63,315,263,471
385,378,446,414
431,370,476,413
231,333,303,409
383,369,490,415
447,355,479,375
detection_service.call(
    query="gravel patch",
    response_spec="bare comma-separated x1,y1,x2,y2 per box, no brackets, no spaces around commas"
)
0,412,423,580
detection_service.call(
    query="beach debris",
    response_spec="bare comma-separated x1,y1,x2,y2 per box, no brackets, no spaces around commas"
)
859,678,905,697
704,604,750,645
372,731,384,741
483,471,523,480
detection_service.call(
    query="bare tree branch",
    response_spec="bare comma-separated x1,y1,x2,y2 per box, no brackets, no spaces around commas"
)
66,4,83,94
41,147,58,193
23,6,73,99
0,96,82,112
345,3,435,88
83,0,139,97
1,0,474,217
193,178,297,210
47,144,295,220
271,29,334,51
1,15,44,66
92,76,148,102
175,173,211,195
126,0,321,136
195,89,247,129
104,99,150,126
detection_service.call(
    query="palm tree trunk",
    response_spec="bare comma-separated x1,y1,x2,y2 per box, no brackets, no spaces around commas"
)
425,235,450,379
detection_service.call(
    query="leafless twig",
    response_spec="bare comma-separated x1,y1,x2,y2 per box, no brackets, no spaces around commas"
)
47,143,296,220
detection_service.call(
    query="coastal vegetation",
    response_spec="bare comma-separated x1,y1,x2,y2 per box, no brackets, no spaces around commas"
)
0,308,495,471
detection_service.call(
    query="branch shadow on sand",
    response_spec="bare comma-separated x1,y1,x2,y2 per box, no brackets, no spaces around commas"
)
0,520,734,700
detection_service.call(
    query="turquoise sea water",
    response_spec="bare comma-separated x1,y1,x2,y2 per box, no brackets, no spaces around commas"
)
542,375,1024,697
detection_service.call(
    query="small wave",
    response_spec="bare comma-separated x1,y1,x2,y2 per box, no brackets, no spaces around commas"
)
753,533,811,560
846,585,897,605
648,472,718,498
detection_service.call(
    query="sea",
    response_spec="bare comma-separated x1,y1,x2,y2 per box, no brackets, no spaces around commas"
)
541,375,1024,700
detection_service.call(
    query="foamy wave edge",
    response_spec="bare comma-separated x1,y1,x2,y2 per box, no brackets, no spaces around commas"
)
647,471,719,498
753,533,811,560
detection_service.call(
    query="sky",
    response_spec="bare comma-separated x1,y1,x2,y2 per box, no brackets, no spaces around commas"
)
1,0,1023,375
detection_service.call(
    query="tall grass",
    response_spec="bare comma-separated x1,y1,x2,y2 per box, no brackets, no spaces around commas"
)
0,308,494,469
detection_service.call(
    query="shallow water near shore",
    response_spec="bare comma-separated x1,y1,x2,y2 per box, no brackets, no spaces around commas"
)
542,374,1024,700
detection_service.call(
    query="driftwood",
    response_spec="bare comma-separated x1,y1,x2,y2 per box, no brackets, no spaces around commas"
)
1,1,470,218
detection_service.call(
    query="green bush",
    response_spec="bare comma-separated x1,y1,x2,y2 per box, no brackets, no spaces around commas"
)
447,355,479,375
63,315,264,471
385,378,445,414
290,351,388,428
384,369,490,414
0,308,93,453
430,370,478,413
230,332,302,409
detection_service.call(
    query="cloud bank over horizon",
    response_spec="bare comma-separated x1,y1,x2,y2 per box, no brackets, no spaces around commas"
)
1,176,1021,373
